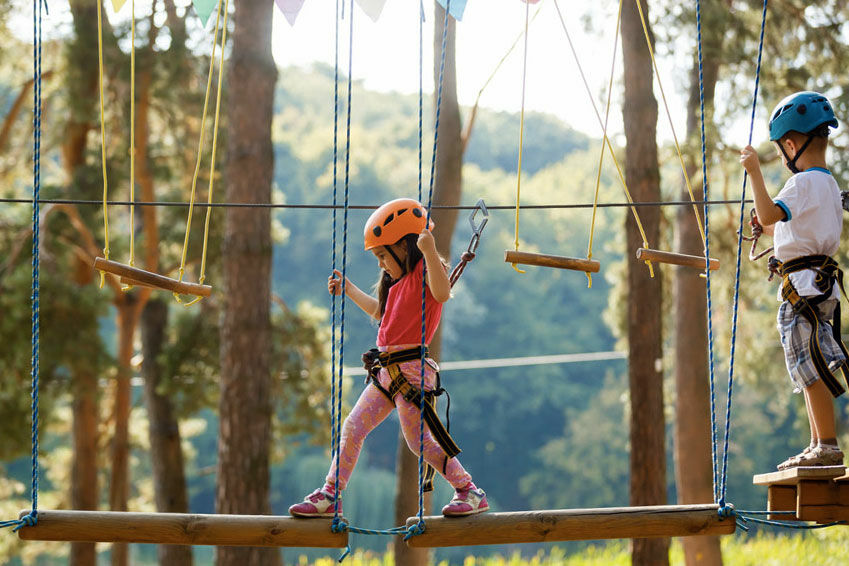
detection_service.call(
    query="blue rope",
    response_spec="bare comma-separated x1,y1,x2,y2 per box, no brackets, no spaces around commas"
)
719,0,768,507
329,0,341,519
5,0,44,534
695,0,722,506
332,0,355,523
414,0,451,535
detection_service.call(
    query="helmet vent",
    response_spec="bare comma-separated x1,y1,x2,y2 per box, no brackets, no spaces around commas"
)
412,208,423,218
383,213,395,226
797,104,807,115
373,226,382,237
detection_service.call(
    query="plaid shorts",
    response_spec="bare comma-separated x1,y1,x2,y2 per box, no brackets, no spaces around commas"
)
777,298,845,392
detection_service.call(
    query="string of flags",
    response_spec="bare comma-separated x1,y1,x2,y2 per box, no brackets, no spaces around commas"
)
107,0,472,27
108,0,537,28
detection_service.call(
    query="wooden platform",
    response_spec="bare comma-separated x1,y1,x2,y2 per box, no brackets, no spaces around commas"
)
17,510,347,547
404,504,735,547
753,466,849,523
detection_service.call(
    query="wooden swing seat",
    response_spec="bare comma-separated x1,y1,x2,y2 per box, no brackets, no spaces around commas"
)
94,257,212,297
504,250,601,273
635,248,719,271
17,510,347,547
404,503,734,547
753,465,849,523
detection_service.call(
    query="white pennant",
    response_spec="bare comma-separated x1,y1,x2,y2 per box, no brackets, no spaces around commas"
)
275,0,306,26
354,0,388,22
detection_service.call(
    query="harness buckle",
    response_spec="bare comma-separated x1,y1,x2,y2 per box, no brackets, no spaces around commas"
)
465,199,488,256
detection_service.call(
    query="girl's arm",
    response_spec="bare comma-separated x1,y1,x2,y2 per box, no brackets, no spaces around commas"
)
740,145,786,226
417,229,451,303
328,269,380,319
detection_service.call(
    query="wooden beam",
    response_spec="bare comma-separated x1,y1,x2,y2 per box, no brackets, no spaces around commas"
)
404,504,734,547
504,250,601,272
635,248,719,271
753,466,846,486
17,510,347,548
93,257,212,297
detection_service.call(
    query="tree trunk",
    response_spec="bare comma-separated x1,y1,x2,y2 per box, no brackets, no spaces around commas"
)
141,299,193,566
70,370,99,566
215,1,279,565
621,2,668,565
674,3,725,565
393,6,460,564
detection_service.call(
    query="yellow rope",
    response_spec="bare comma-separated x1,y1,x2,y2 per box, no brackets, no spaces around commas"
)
175,0,224,304
633,0,705,249
128,0,136,267
511,0,531,274
553,0,654,278
97,0,109,289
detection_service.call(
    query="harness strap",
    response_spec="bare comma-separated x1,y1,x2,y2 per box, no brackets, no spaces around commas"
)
362,347,461,492
777,255,849,397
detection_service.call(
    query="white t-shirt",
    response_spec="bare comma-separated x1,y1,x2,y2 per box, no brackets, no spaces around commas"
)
773,168,843,299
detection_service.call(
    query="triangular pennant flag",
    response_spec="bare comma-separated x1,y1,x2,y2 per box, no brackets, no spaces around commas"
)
354,0,388,22
275,0,306,26
435,0,468,22
110,0,128,12
192,0,218,27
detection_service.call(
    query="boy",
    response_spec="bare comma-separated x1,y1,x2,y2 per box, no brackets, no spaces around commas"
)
740,91,848,469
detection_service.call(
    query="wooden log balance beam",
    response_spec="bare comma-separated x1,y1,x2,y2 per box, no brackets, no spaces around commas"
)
405,504,734,547
94,257,212,297
17,510,347,548
753,466,849,522
636,248,719,271
504,250,601,272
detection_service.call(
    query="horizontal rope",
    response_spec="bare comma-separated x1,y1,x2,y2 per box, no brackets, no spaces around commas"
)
0,197,753,210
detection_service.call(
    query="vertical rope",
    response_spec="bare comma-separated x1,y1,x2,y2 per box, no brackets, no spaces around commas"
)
329,0,340,518
128,0,136,267
720,0,768,506
418,0,424,203
415,0,451,532
96,0,110,288
332,0,354,526
696,0,720,504
509,0,531,274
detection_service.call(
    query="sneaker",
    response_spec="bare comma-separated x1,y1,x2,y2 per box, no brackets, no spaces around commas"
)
799,445,844,467
288,487,341,518
442,485,489,517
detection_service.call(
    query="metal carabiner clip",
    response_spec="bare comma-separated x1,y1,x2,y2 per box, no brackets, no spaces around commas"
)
465,199,488,255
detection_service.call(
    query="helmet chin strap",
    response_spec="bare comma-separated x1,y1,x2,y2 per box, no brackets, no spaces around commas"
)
385,245,406,278
779,135,816,174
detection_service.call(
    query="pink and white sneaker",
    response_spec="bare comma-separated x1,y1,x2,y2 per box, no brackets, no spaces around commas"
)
288,487,341,518
442,484,489,517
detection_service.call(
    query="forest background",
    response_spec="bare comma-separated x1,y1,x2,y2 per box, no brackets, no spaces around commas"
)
1,0,849,565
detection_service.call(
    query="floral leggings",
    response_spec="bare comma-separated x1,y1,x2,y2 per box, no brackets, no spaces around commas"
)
326,348,472,491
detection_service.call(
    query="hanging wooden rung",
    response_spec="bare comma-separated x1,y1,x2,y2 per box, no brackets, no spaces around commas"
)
94,257,212,297
504,250,601,272
635,248,719,271
404,504,734,547
17,510,348,548
753,465,849,523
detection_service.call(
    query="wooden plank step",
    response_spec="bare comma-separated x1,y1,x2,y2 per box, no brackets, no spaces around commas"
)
753,466,846,486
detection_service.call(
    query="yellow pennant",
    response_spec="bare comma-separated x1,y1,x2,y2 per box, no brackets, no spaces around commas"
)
110,0,128,12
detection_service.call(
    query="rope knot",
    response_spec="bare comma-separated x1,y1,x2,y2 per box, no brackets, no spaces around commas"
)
12,511,37,532
403,520,426,541
331,516,348,533
717,503,735,519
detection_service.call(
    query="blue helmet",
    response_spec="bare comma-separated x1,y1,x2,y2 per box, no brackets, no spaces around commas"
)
768,91,838,141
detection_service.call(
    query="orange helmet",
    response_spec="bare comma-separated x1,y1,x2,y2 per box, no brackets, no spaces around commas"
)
364,198,434,250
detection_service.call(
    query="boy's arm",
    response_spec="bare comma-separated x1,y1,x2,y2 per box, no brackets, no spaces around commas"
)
741,145,787,226
417,230,451,303
329,270,380,319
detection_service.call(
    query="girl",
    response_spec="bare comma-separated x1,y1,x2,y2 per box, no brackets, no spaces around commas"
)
289,198,488,518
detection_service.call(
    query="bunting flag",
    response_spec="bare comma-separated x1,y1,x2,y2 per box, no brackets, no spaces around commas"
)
354,0,388,22
110,0,128,12
435,0,468,21
275,0,307,26
192,0,218,27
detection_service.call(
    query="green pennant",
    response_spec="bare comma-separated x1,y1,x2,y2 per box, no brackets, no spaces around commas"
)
192,0,219,27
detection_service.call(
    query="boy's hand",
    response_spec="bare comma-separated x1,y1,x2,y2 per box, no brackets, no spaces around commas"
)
328,269,344,296
417,228,437,256
740,145,762,176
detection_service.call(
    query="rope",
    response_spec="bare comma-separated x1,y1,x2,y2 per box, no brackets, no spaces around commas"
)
695,0,721,505
4,0,44,534
509,0,531,274
551,0,655,278
0,197,755,210
718,0,768,507
633,0,705,249
128,0,136,270
177,0,226,304
97,0,110,289
329,0,341,527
